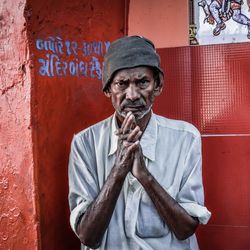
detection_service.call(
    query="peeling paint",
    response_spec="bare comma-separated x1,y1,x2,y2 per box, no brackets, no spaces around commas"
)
1,0,125,249
0,177,9,190
0,0,39,249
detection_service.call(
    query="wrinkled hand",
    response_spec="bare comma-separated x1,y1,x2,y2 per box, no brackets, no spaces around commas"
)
131,145,147,179
114,112,142,176
115,112,142,141
115,112,147,179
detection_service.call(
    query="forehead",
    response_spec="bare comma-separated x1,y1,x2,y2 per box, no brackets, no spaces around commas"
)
112,66,154,80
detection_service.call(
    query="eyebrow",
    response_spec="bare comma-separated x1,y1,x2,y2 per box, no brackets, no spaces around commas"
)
137,75,149,79
113,78,129,83
113,73,151,82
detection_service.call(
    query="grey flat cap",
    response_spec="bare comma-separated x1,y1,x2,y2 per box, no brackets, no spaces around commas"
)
102,35,163,91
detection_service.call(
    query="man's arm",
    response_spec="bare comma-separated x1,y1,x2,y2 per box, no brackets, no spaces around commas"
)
77,147,134,249
116,113,199,240
77,113,141,249
132,148,199,240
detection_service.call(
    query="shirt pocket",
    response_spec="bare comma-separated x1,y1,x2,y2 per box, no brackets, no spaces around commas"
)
136,192,169,238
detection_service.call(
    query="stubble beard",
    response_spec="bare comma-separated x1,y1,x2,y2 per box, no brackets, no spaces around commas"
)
116,104,152,123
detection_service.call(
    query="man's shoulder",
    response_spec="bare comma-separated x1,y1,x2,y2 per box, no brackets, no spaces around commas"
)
153,113,200,137
74,115,113,140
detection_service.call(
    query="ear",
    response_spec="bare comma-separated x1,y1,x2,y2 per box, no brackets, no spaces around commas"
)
154,73,164,96
104,89,111,98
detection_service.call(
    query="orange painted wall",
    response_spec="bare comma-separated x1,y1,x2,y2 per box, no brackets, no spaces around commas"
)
128,0,189,48
25,0,126,249
0,0,39,249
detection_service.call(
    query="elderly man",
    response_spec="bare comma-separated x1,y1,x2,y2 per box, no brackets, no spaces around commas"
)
68,36,211,250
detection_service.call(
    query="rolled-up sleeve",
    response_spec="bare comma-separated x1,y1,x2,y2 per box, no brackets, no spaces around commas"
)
177,135,211,224
68,132,99,235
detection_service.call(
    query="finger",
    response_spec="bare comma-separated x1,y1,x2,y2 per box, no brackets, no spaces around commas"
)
117,133,129,140
127,126,142,142
114,128,122,136
122,113,133,133
122,140,133,147
121,112,132,131
132,130,142,142
118,125,142,142
114,111,132,136
122,113,136,134
126,140,140,154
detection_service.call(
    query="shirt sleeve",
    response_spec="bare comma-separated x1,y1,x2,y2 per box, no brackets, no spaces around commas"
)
176,134,211,224
68,132,99,235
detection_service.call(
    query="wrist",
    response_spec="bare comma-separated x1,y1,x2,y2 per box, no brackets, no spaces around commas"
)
112,163,130,181
136,166,152,183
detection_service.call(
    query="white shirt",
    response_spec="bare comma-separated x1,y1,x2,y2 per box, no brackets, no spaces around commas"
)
68,113,211,250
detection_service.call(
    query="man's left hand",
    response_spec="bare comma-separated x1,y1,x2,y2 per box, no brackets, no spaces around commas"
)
131,146,147,179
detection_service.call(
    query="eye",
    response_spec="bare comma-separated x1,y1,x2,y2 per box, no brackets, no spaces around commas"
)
117,81,126,86
114,80,128,90
137,78,150,88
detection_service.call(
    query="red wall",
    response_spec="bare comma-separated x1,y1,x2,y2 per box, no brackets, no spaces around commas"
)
128,1,250,247
0,0,39,249
157,43,250,250
25,0,126,249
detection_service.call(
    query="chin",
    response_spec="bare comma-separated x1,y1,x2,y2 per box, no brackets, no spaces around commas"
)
134,112,147,121
134,109,151,121
117,106,152,121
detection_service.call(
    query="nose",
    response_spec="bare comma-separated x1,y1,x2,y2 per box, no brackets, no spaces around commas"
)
126,84,140,101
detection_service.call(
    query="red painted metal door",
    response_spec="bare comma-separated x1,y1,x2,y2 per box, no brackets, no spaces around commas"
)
157,43,250,250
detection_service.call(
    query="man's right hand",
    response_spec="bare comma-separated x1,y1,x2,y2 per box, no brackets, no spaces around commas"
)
76,112,143,248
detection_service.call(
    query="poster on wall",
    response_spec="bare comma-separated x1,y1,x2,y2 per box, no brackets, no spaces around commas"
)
189,0,250,45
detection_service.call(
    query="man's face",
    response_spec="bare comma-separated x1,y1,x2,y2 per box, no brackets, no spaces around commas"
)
105,66,162,122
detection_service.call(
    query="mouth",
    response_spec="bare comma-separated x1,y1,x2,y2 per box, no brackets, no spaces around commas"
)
123,106,144,112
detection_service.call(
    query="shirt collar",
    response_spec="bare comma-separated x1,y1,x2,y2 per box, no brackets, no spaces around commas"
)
108,112,158,161
109,115,119,156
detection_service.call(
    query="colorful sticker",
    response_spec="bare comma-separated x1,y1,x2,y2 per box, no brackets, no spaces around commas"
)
190,0,250,45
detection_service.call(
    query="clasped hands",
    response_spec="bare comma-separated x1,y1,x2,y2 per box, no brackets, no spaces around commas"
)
114,112,146,179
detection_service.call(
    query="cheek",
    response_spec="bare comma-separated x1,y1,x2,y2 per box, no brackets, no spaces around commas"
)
111,96,117,108
111,94,123,107
150,93,156,102
144,91,156,104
